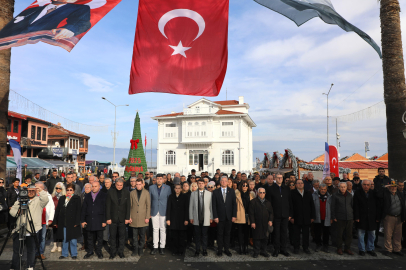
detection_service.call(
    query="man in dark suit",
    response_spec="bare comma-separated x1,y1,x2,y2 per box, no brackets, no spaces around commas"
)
106,178,131,259
212,175,237,257
81,181,107,259
290,179,315,254
0,0,91,40
45,169,61,195
266,173,293,257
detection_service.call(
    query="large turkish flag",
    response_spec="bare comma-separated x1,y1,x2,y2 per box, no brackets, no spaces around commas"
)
329,145,339,177
128,0,229,96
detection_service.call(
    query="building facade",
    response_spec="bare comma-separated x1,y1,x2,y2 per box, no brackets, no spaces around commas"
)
152,97,256,176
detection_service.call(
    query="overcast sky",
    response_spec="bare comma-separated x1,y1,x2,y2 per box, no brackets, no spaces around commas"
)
8,0,405,162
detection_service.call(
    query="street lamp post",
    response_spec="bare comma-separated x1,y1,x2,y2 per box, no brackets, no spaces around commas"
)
323,83,334,144
102,97,129,170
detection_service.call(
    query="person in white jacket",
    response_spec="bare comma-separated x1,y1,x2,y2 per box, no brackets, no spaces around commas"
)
35,182,55,260
10,184,49,270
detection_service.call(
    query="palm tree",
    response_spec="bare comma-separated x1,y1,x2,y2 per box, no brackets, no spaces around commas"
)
0,0,14,180
380,0,406,180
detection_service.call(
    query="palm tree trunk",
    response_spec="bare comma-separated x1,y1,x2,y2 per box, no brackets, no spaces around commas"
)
0,0,14,180
380,0,406,180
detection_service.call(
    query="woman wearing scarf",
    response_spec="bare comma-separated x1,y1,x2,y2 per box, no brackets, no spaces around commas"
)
312,183,332,253
235,181,251,255
50,182,66,252
52,183,82,259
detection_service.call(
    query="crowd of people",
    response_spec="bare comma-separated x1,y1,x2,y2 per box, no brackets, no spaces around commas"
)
0,167,404,269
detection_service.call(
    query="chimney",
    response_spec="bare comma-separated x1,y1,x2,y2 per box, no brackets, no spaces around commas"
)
238,96,244,104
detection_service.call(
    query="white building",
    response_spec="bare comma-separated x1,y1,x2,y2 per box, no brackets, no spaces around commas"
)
152,97,256,176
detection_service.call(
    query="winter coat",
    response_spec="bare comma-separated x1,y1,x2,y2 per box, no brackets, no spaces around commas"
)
166,193,189,230
81,191,107,231
265,184,293,219
312,191,332,226
52,195,82,241
129,189,150,228
291,189,316,225
249,197,273,239
353,189,380,230
234,190,246,224
331,191,353,221
106,188,131,223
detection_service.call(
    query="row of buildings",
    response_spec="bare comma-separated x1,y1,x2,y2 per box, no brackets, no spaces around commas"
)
7,111,90,172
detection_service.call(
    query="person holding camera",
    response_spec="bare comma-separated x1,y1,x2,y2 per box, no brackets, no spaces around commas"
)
52,183,82,259
9,184,49,270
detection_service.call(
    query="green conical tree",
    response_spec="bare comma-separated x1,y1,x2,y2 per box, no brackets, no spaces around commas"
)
124,112,148,179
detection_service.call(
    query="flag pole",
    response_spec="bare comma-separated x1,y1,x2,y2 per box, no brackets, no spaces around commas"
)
150,139,152,172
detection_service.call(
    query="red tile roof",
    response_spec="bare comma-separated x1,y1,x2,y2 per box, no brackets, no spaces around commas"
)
376,153,388,161
48,126,89,139
308,161,388,169
215,109,243,115
154,112,184,118
9,111,49,124
8,111,27,120
214,100,239,105
342,153,369,161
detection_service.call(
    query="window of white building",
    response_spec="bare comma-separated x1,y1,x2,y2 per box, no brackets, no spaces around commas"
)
186,121,207,137
222,150,234,165
165,150,176,165
164,123,177,138
221,121,234,137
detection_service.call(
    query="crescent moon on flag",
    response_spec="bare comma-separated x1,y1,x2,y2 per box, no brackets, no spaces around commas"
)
158,9,205,41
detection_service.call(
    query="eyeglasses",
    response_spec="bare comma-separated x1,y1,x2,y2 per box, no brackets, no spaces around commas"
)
0,182,3,184
258,192,265,194
67,189,74,191
55,187,62,190
289,184,295,186
208,186,214,188
242,185,248,187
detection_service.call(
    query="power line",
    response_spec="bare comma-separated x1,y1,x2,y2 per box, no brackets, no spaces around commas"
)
9,89,109,133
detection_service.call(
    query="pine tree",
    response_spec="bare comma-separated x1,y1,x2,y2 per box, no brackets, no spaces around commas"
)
124,112,148,179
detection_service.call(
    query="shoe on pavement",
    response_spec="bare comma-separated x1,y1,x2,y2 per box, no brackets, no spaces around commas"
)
118,253,125,258
217,251,223,257
337,249,343,255
381,250,391,256
59,256,66,259
322,246,330,253
280,250,290,257
159,248,165,255
359,251,366,256
202,250,208,256
260,252,270,258
194,251,200,257
344,249,354,255
293,248,299,254
83,252,94,259
393,251,404,256
367,251,377,257
253,253,259,258
303,249,311,255
272,250,279,257
150,248,158,255
224,250,232,257
72,256,77,260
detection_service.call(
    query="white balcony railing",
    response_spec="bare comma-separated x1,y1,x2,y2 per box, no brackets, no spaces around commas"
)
183,106,218,115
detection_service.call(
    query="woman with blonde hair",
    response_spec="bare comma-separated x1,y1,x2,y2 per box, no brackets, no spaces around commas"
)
50,182,66,252
190,182,198,192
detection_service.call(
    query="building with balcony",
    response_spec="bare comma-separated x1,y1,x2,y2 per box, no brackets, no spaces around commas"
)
152,97,256,176
39,124,90,173
7,111,49,157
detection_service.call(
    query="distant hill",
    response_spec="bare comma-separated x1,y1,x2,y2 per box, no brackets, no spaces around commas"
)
87,144,157,167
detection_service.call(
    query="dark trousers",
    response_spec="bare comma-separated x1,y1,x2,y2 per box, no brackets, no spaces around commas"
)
253,238,267,255
171,229,186,253
314,221,330,246
194,224,208,251
293,224,310,249
402,221,406,246
132,227,146,250
87,230,104,254
237,223,249,246
208,226,216,247
187,223,194,245
83,229,89,252
288,222,294,245
273,218,289,251
109,222,126,254
374,221,380,246
11,233,36,270
217,219,232,252
336,220,353,250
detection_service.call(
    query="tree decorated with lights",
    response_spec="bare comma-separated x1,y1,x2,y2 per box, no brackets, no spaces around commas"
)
124,112,147,179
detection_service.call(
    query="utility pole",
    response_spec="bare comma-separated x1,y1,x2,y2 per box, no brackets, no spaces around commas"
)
150,138,152,169
0,1,14,180
323,83,334,144
336,118,340,158
101,97,128,170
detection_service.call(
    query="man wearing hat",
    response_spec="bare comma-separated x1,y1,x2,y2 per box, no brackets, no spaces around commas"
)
380,179,406,256
187,169,197,183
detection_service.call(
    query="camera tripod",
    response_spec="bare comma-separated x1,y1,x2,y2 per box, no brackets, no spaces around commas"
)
0,203,47,270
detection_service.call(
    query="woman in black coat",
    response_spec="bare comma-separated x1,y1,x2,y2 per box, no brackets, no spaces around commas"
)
6,178,20,229
166,184,189,255
52,183,82,259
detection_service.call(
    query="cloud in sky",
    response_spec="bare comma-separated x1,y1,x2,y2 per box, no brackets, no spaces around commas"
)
7,0,405,162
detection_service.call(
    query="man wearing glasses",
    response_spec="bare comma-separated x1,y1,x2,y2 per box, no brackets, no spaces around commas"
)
112,172,120,184
266,173,292,257
144,172,152,185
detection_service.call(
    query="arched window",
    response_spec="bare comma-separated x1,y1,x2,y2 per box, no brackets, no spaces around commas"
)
165,150,176,165
222,150,234,165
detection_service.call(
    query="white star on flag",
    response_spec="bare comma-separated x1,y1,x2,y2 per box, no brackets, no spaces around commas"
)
169,41,191,58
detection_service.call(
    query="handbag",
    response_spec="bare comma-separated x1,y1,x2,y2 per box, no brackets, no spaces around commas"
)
0,200,8,212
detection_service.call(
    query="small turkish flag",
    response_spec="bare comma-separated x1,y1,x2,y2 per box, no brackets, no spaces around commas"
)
329,145,339,177
129,0,229,96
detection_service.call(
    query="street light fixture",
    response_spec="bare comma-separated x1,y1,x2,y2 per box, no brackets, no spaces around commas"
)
101,97,129,169
323,83,334,144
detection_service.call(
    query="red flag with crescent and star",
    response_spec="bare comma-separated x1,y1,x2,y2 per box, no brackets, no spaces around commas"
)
329,145,339,177
129,0,229,96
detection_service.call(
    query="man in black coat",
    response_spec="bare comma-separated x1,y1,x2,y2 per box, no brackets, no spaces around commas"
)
6,178,20,229
212,176,237,257
373,168,391,192
354,180,379,256
166,184,189,256
265,173,292,257
290,179,315,254
45,169,61,195
81,181,107,259
249,187,273,258
106,179,131,259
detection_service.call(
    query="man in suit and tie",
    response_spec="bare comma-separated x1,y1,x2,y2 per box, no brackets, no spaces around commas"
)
81,181,107,259
149,174,172,255
189,179,213,257
0,0,91,40
106,179,131,259
129,179,151,257
212,175,237,257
